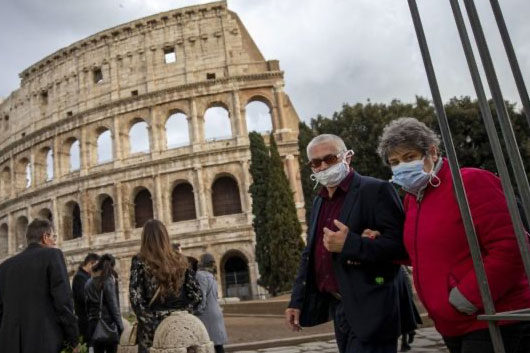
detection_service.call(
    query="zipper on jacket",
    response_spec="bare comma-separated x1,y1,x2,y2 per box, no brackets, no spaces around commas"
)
413,201,423,303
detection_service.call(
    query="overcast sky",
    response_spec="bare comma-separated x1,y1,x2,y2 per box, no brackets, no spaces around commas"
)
1,0,529,122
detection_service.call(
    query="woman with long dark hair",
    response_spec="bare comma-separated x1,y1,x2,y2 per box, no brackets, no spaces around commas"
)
129,219,202,353
85,253,124,353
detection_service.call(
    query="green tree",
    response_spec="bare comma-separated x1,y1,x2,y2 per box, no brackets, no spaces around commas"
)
248,132,271,290
260,135,304,296
298,121,317,225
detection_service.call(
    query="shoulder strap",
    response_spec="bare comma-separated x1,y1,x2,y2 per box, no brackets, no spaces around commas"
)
148,286,161,307
99,288,104,319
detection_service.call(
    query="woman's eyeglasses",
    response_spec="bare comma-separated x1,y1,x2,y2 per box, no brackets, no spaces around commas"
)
307,153,341,168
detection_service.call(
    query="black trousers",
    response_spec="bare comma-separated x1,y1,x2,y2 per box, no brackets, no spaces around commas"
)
330,298,398,353
87,319,118,353
443,322,530,353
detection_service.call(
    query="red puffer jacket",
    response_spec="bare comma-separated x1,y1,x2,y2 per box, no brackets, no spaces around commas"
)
403,158,530,337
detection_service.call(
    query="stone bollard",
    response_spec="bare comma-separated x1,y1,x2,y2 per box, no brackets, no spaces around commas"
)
118,318,138,353
150,311,214,353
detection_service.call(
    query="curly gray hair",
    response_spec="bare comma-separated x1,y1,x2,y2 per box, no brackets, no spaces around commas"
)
377,117,440,165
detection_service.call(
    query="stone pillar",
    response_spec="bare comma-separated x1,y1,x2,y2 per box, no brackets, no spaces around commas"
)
53,136,61,179
113,116,123,167
231,90,245,139
284,154,300,201
80,127,89,175
240,160,252,222
153,174,167,224
81,190,93,246
194,166,209,229
7,213,14,255
114,182,125,237
9,156,15,198
29,150,36,188
189,98,202,150
273,84,286,131
150,107,163,154
52,197,63,246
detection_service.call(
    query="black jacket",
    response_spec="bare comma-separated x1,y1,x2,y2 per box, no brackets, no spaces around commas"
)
85,276,124,335
0,243,79,352
72,268,90,338
289,172,409,343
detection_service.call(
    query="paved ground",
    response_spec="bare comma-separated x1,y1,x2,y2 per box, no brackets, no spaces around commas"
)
229,326,449,353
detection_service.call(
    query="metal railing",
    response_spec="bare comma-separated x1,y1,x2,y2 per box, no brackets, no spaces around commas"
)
407,1,530,352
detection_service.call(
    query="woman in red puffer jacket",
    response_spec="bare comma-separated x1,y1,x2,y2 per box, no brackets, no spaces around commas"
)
375,117,530,353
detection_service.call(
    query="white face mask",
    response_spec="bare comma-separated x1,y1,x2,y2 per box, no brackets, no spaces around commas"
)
310,150,353,188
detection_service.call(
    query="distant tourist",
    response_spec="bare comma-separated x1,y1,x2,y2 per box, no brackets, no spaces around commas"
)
376,117,530,352
0,218,79,352
85,253,123,353
172,242,182,254
285,134,412,353
188,256,199,274
129,219,202,353
195,253,228,353
72,252,100,342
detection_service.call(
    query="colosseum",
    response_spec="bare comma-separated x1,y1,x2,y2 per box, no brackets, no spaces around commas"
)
0,1,304,308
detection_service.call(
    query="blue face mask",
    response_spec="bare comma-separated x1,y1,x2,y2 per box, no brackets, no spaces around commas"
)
391,158,437,195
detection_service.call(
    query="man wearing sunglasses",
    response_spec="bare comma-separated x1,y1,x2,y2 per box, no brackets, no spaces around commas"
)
0,218,79,352
285,134,410,353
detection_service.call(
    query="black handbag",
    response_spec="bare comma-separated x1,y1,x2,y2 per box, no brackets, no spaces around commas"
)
92,289,119,345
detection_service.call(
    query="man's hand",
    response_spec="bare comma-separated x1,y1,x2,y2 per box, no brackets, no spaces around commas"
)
361,228,381,240
285,308,302,332
323,220,349,253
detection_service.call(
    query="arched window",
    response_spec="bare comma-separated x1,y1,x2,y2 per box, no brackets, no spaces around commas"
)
166,112,190,149
129,121,150,154
0,223,8,258
70,140,81,172
97,130,113,164
15,216,28,251
212,177,242,216
100,196,115,233
64,201,82,240
46,149,54,181
204,106,232,141
172,183,196,222
222,252,251,299
25,162,32,188
245,100,273,133
134,189,153,228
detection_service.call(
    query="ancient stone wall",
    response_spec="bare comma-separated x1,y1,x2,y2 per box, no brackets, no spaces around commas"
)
0,1,304,308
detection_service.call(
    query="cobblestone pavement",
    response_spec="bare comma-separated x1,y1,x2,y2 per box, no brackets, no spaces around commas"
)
232,327,448,353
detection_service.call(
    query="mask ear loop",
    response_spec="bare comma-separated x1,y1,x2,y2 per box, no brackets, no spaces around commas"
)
310,173,320,190
429,173,441,187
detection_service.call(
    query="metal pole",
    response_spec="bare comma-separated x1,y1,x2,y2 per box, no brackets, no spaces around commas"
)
449,0,530,292
463,0,530,233
489,0,530,128
407,1,505,351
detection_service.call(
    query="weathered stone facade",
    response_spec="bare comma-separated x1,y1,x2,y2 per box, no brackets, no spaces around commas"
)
0,1,304,309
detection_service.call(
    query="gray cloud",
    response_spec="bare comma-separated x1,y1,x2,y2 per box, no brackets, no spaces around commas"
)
1,0,529,122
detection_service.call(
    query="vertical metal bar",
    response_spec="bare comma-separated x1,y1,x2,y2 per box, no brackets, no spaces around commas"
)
449,0,530,292
407,1,505,351
463,0,530,235
489,0,530,128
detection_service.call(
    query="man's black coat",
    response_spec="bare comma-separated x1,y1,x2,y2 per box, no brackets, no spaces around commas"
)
0,243,79,352
289,172,409,343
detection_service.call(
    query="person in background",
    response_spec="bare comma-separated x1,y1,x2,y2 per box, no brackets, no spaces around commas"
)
129,219,202,353
375,117,530,353
73,252,100,342
0,218,79,352
85,254,123,353
172,243,182,254
195,253,228,353
187,256,199,274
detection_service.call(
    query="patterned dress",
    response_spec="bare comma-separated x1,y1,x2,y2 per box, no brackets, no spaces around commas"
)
129,255,202,353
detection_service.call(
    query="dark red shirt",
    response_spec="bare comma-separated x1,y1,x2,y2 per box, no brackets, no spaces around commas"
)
313,170,354,294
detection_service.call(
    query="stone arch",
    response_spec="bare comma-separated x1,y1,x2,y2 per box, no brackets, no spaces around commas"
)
221,249,251,299
96,194,115,234
211,175,242,216
15,216,28,251
0,166,11,200
0,223,8,258
63,200,82,240
204,103,232,141
165,111,190,149
171,181,196,222
15,157,32,190
245,97,273,134
133,187,153,228
129,118,151,154
96,127,113,164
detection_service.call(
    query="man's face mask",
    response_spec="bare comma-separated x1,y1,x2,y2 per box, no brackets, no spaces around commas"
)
310,150,353,188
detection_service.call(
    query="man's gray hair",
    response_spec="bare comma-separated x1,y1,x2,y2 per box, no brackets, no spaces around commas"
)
26,218,53,245
377,117,441,165
307,134,347,158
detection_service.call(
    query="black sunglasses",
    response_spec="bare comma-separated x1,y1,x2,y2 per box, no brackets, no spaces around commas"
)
307,153,342,168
